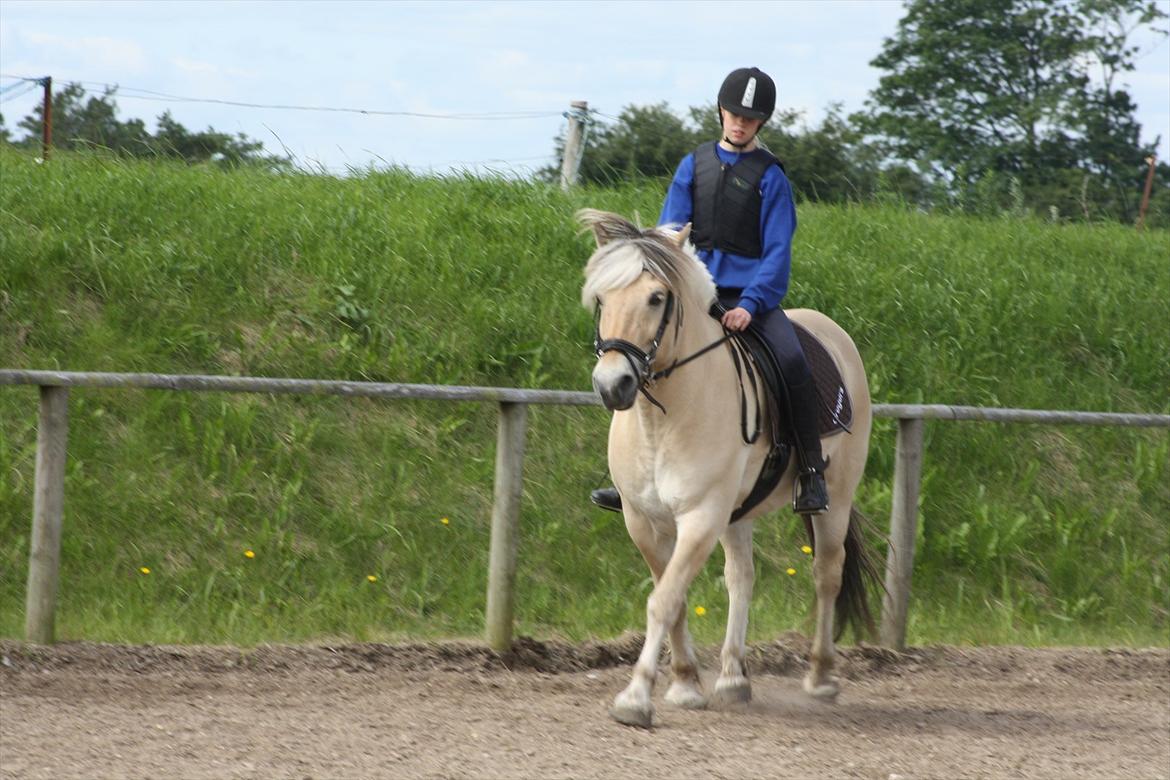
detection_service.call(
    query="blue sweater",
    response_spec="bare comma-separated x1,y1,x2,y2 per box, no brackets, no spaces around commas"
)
659,144,797,316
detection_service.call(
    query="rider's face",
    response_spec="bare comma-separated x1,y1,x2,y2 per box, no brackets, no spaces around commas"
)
720,108,764,145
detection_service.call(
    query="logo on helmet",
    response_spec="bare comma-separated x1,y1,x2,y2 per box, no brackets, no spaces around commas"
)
741,77,757,109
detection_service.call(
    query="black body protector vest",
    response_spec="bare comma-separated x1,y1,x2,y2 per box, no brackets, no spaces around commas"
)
690,141,783,259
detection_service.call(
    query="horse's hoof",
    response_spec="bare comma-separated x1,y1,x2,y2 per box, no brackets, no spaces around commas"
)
713,677,752,704
609,702,654,728
664,681,707,710
802,673,840,701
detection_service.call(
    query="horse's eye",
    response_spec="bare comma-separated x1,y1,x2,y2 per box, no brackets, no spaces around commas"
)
649,292,665,306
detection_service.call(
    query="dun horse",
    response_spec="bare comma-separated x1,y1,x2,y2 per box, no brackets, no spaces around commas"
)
580,209,879,728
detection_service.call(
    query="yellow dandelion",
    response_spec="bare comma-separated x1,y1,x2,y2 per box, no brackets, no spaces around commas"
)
244,549,255,559
367,575,378,583
801,545,813,555
139,566,151,575
786,568,797,576
440,517,450,526
694,606,706,617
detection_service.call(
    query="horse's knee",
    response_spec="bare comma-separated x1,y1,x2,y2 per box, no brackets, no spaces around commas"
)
647,589,684,627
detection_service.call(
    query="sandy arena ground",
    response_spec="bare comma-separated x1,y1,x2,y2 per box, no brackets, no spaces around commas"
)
1,634,1167,779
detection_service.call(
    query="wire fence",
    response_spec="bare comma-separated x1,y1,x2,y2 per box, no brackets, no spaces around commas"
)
0,73,582,176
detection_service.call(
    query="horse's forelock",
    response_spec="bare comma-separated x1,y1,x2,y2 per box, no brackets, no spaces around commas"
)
581,227,715,314
581,241,645,310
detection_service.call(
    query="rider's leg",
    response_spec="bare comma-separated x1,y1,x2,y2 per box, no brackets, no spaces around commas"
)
742,304,829,514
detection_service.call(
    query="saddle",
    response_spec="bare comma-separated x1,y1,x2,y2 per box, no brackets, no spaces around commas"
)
721,313,854,522
735,320,854,442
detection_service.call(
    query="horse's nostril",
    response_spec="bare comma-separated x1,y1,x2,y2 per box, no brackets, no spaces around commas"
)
616,374,636,396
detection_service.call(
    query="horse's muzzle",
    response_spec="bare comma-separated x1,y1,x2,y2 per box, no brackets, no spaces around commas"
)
592,365,639,411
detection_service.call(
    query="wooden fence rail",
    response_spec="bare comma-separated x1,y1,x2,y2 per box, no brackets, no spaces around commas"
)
2,369,1167,650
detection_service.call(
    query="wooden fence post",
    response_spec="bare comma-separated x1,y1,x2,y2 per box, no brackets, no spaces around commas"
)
26,385,69,644
559,100,588,191
880,416,925,651
485,401,528,652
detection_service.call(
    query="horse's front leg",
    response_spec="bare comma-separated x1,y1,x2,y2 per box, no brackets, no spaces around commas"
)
611,510,724,728
715,518,754,703
621,512,706,710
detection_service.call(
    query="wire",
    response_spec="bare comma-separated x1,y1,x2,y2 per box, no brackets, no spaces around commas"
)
0,82,40,104
1,80,32,95
0,72,567,172
12,77,560,121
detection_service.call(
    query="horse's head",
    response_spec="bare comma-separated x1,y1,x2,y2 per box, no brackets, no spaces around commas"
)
578,210,713,411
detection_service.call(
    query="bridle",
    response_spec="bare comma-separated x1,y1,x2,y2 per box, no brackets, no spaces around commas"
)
593,290,676,413
593,289,759,443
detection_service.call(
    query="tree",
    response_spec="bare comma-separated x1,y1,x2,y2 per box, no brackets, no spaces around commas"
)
149,111,271,166
862,0,1089,181
859,0,1167,220
1072,0,1169,220
18,82,151,154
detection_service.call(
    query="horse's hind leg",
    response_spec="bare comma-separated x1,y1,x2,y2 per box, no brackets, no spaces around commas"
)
805,506,850,700
714,519,754,703
611,512,723,728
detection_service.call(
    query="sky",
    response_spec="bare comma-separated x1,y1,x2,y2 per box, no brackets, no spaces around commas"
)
1,0,1168,177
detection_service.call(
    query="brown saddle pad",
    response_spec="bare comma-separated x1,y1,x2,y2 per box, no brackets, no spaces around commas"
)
795,322,853,437
735,321,853,440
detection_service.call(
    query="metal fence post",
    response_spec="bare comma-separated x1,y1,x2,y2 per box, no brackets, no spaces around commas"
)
485,401,528,652
880,416,925,651
26,385,69,644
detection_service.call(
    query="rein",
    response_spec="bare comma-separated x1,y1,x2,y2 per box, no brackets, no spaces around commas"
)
593,292,762,443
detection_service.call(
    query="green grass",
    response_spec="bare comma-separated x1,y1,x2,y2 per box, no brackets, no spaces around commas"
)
1,146,1167,648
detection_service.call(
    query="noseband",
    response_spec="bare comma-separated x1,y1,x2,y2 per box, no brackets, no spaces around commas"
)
594,289,750,421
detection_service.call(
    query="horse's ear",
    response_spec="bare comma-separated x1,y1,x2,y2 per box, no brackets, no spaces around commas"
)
577,208,641,247
673,223,693,248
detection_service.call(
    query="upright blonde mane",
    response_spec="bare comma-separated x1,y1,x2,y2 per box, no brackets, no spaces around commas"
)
578,210,716,318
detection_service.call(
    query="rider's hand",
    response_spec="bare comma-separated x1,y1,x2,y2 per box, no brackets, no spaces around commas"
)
721,307,752,332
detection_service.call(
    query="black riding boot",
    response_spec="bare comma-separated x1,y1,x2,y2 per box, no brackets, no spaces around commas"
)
590,486,623,513
786,374,830,515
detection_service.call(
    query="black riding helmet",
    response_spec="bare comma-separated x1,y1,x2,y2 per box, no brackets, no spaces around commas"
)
717,67,776,121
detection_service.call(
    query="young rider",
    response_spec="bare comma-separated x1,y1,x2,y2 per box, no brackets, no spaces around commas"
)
591,66,830,516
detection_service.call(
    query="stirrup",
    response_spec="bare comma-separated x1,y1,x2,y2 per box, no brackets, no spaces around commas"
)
590,487,623,513
793,468,829,515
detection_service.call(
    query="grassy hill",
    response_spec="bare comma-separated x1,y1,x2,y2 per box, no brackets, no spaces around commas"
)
1,146,1167,647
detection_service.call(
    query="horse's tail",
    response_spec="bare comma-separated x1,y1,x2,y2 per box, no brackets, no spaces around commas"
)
802,506,884,642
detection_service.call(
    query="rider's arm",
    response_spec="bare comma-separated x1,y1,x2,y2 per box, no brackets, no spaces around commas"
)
738,166,796,317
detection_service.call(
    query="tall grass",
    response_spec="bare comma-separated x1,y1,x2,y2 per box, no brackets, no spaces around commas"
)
1,146,1167,647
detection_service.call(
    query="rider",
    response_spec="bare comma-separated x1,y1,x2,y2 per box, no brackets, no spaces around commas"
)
591,66,830,516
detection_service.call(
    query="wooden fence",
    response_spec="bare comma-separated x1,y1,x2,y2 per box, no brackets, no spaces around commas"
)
2,368,1167,652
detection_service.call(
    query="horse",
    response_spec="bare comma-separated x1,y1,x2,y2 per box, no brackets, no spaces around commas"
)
579,209,880,729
